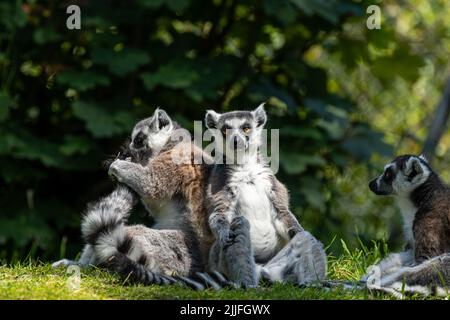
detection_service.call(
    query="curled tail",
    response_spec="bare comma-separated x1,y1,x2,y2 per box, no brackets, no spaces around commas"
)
369,253,450,297
81,184,233,290
81,184,137,262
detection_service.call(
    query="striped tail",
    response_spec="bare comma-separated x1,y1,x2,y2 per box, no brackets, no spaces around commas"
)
81,184,233,290
368,253,450,297
104,250,235,290
81,184,137,249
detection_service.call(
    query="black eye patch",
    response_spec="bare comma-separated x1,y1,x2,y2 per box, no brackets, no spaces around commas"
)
383,167,395,183
133,132,147,149
220,125,231,136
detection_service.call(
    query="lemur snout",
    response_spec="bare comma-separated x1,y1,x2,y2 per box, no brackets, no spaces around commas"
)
368,177,392,195
368,178,378,193
232,136,239,149
229,134,246,150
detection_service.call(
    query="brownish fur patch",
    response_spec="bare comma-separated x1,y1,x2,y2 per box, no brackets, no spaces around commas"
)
413,189,450,262
137,142,215,263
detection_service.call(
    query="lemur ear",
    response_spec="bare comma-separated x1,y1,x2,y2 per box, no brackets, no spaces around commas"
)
419,154,428,163
405,158,423,176
252,103,267,127
205,110,220,129
413,158,424,175
153,108,173,130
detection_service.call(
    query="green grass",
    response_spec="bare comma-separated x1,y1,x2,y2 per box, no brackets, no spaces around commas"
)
0,241,447,300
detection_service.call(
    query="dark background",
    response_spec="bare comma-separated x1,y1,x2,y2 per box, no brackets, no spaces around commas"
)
1,0,449,262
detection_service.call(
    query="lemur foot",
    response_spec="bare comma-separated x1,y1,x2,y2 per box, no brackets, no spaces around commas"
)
108,159,124,181
51,259,79,268
223,216,258,288
230,215,250,231
226,215,251,245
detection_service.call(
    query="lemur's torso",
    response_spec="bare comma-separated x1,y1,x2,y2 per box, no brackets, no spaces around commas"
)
396,192,450,255
224,162,287,262
410,187,450,259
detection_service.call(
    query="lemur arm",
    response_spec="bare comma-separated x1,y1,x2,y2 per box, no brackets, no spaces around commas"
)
270,176,304,240
208,189,235,246
361,249,415,282
413,213,445,263
108,151,182,200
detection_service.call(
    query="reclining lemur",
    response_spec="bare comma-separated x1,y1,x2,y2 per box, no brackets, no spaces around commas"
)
204,104,327,286
363,154,450,297
53,108,233,289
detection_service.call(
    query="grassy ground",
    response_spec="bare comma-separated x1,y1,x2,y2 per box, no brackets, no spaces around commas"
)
0,240,447,300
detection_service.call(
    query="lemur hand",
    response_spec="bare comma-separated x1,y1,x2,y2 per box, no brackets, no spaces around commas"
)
287,226,302,239
219,229,231,248
223,216,250,249
230,215,250,232
108,159,130,182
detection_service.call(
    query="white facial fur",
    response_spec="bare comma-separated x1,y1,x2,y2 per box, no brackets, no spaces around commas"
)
205,103,267,164
392,157,430,245
375,163,395,190
222,117,264,155
371,155,431,246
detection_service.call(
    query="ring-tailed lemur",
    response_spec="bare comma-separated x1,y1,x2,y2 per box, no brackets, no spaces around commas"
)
363,154,450,297
54,109,233,290
204,104,327,287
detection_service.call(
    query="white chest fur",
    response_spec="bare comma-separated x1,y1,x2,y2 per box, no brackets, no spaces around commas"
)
396,196,417,247
228,164,282,262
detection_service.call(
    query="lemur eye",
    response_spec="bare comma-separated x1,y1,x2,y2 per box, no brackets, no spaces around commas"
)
242,126,251,134
133,132,146,149
383,168,394,181
221,126,230,136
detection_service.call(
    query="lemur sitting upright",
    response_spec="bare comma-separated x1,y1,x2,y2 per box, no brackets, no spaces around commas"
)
204,104,327,287
54,109,232,289
364,154,450,297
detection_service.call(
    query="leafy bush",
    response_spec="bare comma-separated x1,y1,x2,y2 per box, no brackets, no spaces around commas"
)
1,0,433,260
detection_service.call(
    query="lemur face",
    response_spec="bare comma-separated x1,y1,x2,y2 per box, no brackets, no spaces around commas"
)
205,104,267,157
129,108,174,162
369,154,431,197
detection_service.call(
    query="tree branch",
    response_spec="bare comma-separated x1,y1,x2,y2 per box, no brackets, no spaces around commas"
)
422,78,450,161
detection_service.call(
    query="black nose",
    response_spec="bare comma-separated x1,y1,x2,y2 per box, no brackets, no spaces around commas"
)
368,178,378,192
233,136,238,149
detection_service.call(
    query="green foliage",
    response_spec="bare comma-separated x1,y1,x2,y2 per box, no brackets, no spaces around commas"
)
72,101,135,138
56,71,110,91
0,0,439,261
91,47,150,76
